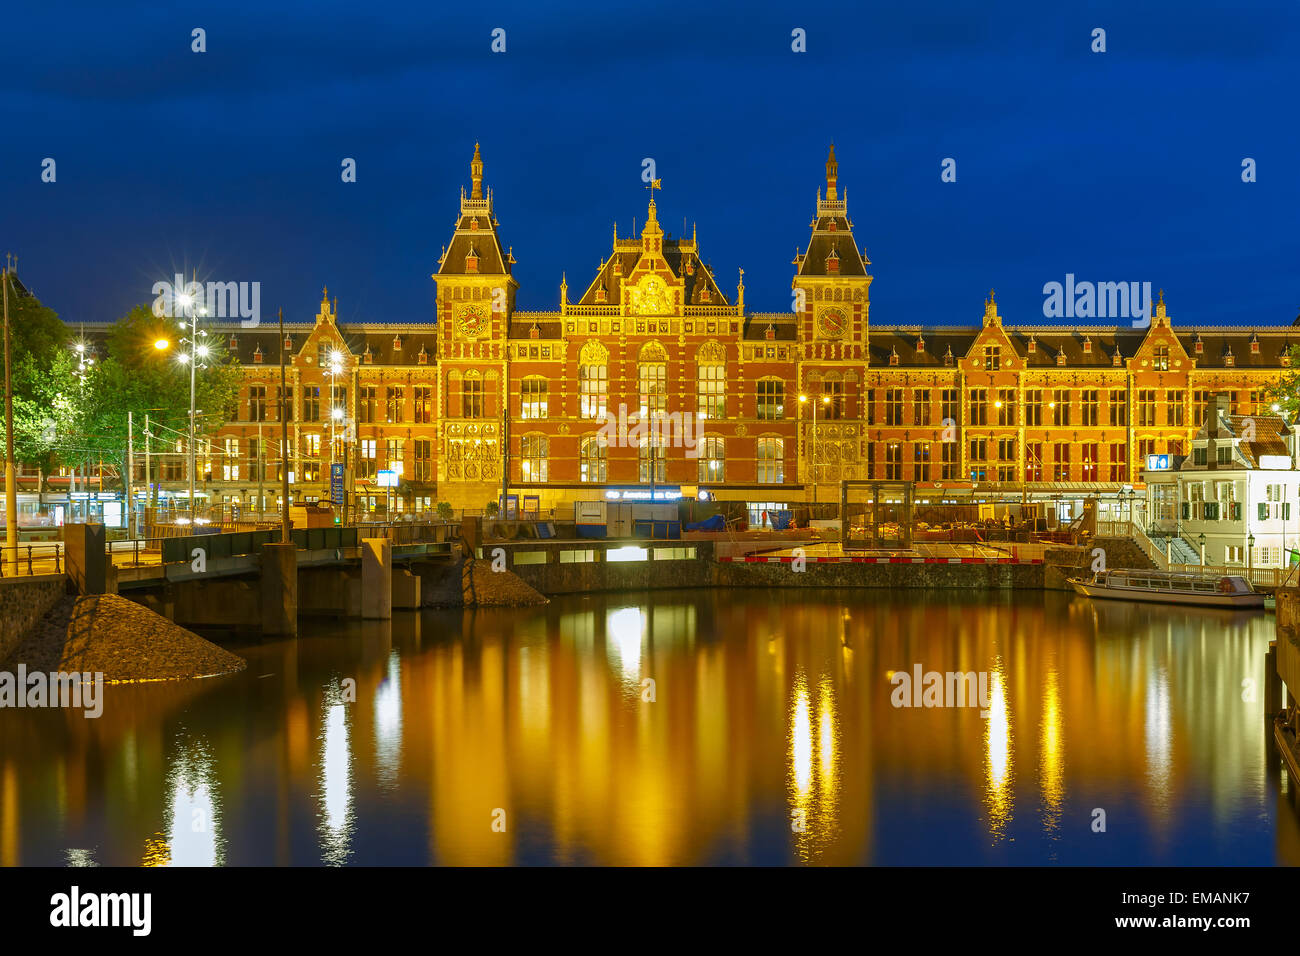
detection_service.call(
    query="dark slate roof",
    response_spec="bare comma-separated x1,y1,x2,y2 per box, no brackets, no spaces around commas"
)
575,237,729,307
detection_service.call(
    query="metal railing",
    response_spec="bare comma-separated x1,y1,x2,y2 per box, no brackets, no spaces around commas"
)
0,542,63,576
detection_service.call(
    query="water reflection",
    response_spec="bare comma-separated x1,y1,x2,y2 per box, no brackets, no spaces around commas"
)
0,589,1296,866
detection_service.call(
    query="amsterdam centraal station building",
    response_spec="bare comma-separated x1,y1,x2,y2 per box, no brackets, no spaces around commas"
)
151,146,1293,522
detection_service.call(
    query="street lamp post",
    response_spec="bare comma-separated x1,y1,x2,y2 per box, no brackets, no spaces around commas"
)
1198,531,1206,567
175,291,208,524
1247,532,1255,578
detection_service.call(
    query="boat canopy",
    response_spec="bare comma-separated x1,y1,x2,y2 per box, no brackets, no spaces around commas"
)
1089,569,1256,594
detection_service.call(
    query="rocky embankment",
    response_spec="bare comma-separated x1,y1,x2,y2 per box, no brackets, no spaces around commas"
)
459,557,548,607
6,593,246,682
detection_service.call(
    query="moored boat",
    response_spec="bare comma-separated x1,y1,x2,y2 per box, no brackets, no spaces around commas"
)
1067,568,1265,609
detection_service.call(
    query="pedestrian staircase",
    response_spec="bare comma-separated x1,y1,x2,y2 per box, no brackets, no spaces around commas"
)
1150,531,1200,565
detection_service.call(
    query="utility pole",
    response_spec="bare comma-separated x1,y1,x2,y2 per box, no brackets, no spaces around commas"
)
279,307,290,544
3,261,16,573
144,413,152,524
127,411,134,537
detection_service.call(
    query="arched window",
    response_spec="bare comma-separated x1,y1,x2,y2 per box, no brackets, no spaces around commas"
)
639,341,667,419
579,341,609,420
757,437,784,484
698,436,725,483
638,432,666,484
697,341,726,419
580,434,607,483
520,435,548,483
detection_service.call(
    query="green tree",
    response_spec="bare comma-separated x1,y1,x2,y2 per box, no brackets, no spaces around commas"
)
73,305,242,491
1264,345,1300,421
3,276,73,482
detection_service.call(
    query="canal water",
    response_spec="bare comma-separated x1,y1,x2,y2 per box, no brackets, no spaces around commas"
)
2,589,1297,866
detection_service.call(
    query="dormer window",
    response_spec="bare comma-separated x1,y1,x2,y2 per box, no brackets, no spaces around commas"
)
943,346,954,367
253,346,263,364
363,346,373,364
828,220,837,232
826,247,840,274
1250,336,1260,354
1224,348,1234,367
393,335,402,351
284,335,293,350
417,345,428,365
1027,337,1036,353
595,287,606,303
1194,337,1204,354
1056,350,1066,366
916,336,925,354
1112,349,1122,367
699,286,711,303
469,217,479,231
1082,337,1092,354
1283,352,1292,367
229,335,238,349
889,349,899,367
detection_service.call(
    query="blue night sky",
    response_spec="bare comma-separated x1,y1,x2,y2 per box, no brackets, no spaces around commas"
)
3,0,1298,329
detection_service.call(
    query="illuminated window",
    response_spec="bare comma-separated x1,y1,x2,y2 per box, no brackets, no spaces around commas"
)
580,435,607,483
520,435,548,483
757,379,785,420
757,437,784,484
698,436,725,483
521,378,548,420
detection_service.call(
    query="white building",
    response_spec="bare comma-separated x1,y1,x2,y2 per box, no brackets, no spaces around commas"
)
1147,393,1297,569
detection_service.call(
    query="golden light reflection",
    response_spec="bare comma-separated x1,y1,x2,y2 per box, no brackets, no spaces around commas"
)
606,606,644,685
984,665,1013,841
1040,661,1064,847
374,650,403,788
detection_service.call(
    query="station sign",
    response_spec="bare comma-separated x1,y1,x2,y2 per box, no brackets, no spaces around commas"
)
376,469,399,488
604,486,681,501
330,463,345,504
1144,454,1171,472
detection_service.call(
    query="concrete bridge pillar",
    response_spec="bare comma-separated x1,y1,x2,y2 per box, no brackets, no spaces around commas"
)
63,522,107,594
362,537,392,619
260,542,298,636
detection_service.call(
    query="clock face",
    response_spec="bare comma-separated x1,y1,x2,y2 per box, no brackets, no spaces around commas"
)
817,308,847,339
456,304,487,337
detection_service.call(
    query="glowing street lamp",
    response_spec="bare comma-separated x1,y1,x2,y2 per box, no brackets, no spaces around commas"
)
154,338,170,351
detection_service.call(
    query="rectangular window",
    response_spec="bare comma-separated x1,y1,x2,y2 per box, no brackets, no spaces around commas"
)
885,442,902,480
913,389,932,426
461,379,483,419
1025,389,1043,427
1109,442,1127,483
520,435,548,483
414,386,433,423
757,437,784,484
359,386,378,424
941,442,959,480
1166,390,1185,426
1053,443,1070,482
885,389,903,426
302,386,321,422
984,345,1001,370
1137,389,1156,427
1081,442,1099,481
1109,389,1127,426
1053,389,1070,427
521,379,548,420
386,386,404,423
913,442,930,481
969,438,987,482
580,365,607,419
1193,390,1212,427
1026,441,1043,483
359,438,376,478
699,436,726,483
1153,345,1169,371
223,438,240,481
1080,390,1098,427
413,439,432,481
996,389,1016,427
822,381,843,420
385,438,403,474
970,389,988,426
757,380,785,421
248,386,267,422
697,365,725,419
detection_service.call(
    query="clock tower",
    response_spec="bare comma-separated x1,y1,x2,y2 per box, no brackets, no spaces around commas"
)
432,143,518,506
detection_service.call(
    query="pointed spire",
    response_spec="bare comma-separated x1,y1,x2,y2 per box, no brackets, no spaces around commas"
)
825,143,839,201
470,142,484,200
